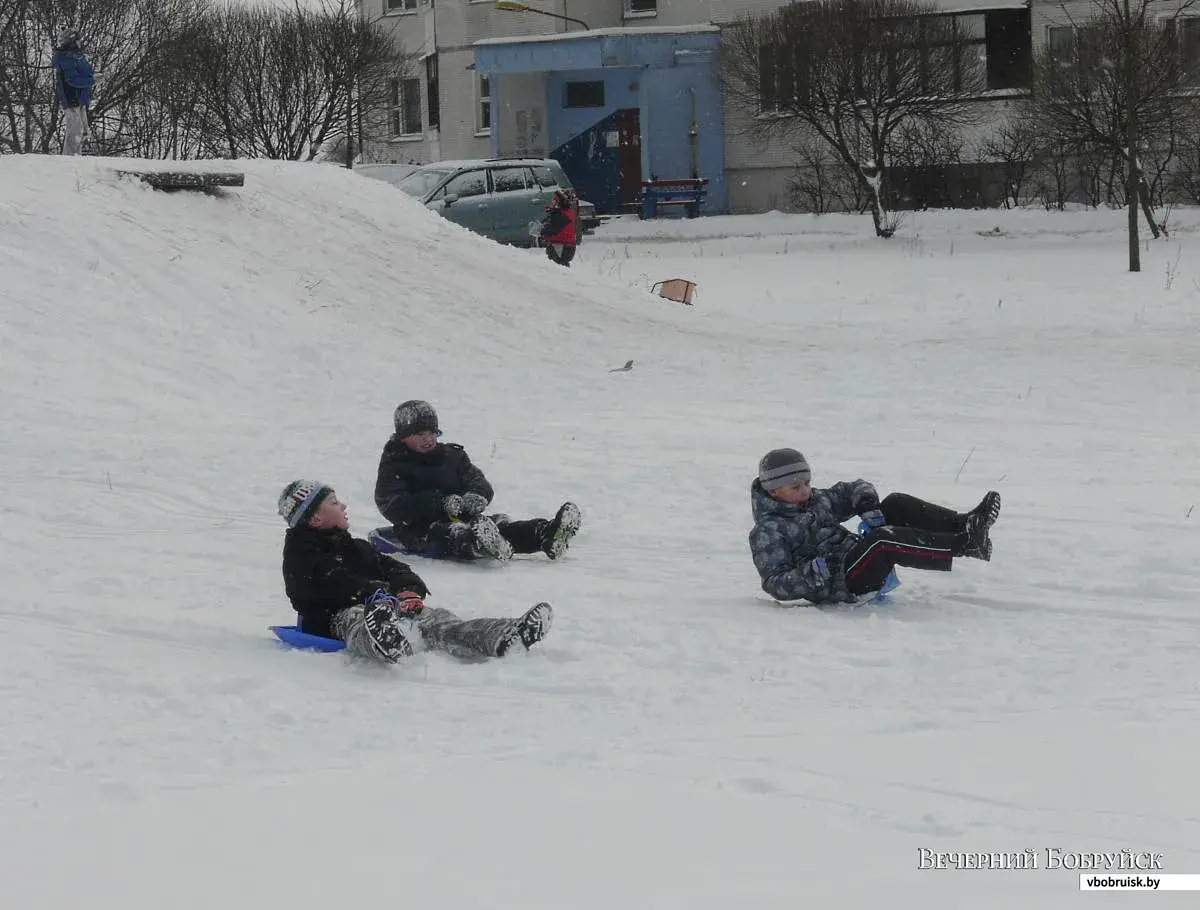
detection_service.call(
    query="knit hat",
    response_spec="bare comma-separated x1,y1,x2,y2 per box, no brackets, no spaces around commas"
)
757,448,812,490
393,399,440,438
278,479,333,528
57,29,80,49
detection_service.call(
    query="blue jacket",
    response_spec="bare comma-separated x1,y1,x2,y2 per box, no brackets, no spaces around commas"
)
53,49,94,108
748,477,879,603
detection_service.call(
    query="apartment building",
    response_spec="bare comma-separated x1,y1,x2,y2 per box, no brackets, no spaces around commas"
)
363,0,1200,215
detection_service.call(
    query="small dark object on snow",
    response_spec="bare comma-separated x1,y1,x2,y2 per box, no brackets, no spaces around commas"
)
117,170,244,192
608,360,634,372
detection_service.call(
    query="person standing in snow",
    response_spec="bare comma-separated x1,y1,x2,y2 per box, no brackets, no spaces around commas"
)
51,30,94,156
373,400,581,562
539,190,578,267
279,479,553,663
748,448,1000,605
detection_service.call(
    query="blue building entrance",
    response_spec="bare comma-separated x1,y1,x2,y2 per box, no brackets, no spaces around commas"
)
473,27,726,216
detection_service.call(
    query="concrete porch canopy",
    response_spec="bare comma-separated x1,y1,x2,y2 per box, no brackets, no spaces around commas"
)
473,24,721,76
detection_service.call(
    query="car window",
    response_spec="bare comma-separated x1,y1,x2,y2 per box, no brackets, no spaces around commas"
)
396,168,452,198
545,162,574,191
491,167,527,193
530,165,559,189
439,170,488,199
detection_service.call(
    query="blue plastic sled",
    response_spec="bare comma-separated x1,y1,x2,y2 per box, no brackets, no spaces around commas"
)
368,526,449,560
269,624,346,652
858,520,901,603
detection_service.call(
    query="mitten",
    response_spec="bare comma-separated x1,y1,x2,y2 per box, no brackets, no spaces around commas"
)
393,590,425,616
459,492,489,520
443,494,464,519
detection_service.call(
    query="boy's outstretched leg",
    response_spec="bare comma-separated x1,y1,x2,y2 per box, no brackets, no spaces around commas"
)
416,604,552,659
843,526,958,596
492,503,581,560
539,502,581,559
497,602,554,656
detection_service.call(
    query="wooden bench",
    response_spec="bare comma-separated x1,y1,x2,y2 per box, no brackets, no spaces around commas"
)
639,177,708,219
116,170,244,191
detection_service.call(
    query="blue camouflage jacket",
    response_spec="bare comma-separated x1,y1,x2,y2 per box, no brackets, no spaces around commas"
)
748,477,879,603
53,49,94,108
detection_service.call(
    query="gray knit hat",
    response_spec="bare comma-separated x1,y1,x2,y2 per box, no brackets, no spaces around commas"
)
278,479,333,528
757,448,811,490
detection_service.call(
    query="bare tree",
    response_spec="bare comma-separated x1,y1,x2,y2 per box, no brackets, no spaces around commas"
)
786,139,872,213
1031,0,1199,270
722,0,983,237
979,112,1043,207
175,0,412,162
0,0,201,155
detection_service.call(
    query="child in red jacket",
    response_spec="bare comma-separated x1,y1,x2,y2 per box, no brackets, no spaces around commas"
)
540,190,578,267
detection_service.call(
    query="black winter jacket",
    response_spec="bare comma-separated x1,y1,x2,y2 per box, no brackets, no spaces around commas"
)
374,438,493,531
282,525,429,637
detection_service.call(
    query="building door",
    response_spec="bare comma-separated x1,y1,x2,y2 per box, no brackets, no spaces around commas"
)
616,108,642,207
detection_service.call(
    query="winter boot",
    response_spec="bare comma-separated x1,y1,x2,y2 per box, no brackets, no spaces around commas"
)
958,491,999,561
361,601,414,662
496,602,554,656
968,491,1001,529
539,502,581,560
471,516,514,561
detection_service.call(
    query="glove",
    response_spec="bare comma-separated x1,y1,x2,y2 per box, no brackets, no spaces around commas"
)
393,590,425,616
811,557,831,583
859,509,886,528
459,492,489,520
443,494,464,519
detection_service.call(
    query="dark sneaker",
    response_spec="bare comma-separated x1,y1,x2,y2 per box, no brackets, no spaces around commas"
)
540,502,581,560
970,491,1001,529
471,517,513,560
497,602,554,656
961,513,994,561
362,602,413,662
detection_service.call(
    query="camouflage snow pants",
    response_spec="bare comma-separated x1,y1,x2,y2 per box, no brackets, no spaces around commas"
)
332,605,516,662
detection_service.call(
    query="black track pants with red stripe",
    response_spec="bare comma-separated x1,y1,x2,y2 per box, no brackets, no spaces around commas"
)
844,493,967,595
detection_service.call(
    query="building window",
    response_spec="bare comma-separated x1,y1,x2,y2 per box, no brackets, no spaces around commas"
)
625,0,657,16
984,9,1032,91
385,0,416,13
758,44,810,113
1181,17,1200,80
476,74,491,133
760,9,1027,111
425,54,440,130
390,78,421,136
564,80,604,108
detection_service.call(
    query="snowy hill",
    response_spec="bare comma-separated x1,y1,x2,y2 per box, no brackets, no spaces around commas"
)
2,154,1199,908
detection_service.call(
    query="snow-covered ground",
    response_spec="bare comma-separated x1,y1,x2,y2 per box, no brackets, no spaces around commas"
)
2,155,1198,908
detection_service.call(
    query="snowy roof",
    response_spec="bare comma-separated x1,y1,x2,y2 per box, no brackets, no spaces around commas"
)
930,0,1029,11
474,24,720,47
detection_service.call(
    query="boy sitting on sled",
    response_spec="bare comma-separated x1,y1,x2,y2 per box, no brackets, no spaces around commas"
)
748,448,1000,605
373,400,580,562
279,479,552,663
